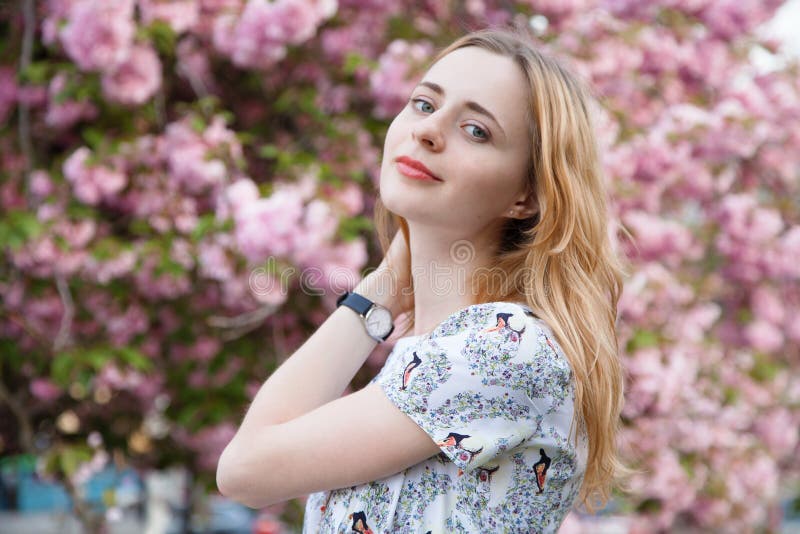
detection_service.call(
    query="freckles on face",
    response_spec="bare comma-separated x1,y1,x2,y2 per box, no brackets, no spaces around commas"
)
379,46,531,229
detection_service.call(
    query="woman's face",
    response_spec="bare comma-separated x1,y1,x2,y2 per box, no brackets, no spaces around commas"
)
379,46,533,237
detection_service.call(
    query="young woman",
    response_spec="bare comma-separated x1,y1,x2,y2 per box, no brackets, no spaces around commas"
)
216,27,627,533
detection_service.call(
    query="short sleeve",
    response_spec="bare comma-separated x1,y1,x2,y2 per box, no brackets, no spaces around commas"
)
374,302,574,473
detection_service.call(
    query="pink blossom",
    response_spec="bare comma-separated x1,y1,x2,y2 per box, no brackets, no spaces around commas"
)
316,238,368,292
105,304,149,346
787,313,800,344
84,249,137,284
193,336,221,362
623,211,698,266
234,188,305,262
176,37,217,93
188,369,209,388
96,363,145,391
370,39,432,118
134,262,192,299
30,378,63,402
326,182,364,216
198,237,235,281
754,408,798,458
210,357,243,387
170,238,195,270
778,226,800,278
45,73,98,129
59,219,97,248
623,347,662,417
750,287,784,326
320,27,359,63
138,0,199,33
163,119,229,193
14,85,47,107
698,0,783,41
101,44,163,105
213,0,326,69
249,270,288,306
744,319,783,353
174,422,237,471
29,170,55,198
63,147,128,204
59,0,136,71
41,0,79,45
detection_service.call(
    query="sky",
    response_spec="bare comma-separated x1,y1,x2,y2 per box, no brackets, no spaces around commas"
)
765,0,800,55
754,0,800,70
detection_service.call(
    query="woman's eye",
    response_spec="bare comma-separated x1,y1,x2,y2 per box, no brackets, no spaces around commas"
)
464,124,489,140
412,98,434,113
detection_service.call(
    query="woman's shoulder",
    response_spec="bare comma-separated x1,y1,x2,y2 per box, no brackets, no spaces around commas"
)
424,300,526,335
428,301,565,356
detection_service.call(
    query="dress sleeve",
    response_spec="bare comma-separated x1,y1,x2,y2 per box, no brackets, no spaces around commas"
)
373,302,574,473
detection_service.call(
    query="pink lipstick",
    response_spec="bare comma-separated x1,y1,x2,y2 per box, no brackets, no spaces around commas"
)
395,156,442,182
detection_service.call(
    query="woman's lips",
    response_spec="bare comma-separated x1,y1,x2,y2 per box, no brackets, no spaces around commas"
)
395,156,442,182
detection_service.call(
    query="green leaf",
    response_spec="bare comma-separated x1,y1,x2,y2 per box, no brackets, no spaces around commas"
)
86,348,112,371
176,406,199,428
81,127,106,150
750,353,780,382
58,445,93,477
348,169,367,183
191,214,219,241
51,352,77,386
118,347,153,372
190,115,206,133
130,218,152,237
343,52,367,76
1,210,44,250
66,204,96,220
146,20,177,56
337,215,373,242
258,144,280,159
19,61,49,84
90,237,123,261
626,329,659,351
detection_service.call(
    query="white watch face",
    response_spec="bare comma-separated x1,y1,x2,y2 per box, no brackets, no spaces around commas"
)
366,307,393,337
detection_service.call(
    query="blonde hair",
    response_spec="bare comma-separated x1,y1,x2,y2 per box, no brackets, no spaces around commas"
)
373,27,628,511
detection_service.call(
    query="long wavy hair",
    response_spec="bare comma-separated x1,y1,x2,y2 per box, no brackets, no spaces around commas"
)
373,27,628,511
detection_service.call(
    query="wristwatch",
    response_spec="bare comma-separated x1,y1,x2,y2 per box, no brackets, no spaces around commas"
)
336,291,395,342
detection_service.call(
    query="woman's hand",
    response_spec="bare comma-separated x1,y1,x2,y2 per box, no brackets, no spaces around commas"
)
353,230,414,318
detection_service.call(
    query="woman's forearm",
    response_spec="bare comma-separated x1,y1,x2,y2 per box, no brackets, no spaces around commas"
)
233,305,376,436
225,274,397,443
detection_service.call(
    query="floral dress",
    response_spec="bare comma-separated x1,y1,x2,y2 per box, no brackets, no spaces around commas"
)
302,301,588,534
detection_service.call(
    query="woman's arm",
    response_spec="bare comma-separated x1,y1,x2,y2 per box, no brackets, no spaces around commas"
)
221,270,393,440
217,233,414,502
222,230,411,435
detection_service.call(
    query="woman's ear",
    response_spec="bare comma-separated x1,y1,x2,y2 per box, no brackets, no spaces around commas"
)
508,192,539,219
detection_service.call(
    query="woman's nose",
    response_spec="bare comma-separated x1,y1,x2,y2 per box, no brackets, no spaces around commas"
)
411,116,445,151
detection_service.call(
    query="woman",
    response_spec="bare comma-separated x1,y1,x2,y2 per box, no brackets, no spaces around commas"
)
216,27,627,533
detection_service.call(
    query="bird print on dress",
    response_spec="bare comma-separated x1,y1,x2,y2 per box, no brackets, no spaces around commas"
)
534,448,552,494
400,352,422,390
350,511,373,533
436,432,484,473
477,464,500,483
482,312,526,342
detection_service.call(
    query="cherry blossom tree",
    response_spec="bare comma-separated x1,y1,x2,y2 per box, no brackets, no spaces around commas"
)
0,0,798,531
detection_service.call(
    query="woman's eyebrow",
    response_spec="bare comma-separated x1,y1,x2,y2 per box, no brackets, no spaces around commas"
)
417,80,506,138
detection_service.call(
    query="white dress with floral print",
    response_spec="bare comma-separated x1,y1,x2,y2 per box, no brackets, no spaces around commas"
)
302,301,588,534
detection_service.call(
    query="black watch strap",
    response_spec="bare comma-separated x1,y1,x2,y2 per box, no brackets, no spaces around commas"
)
336,291,373,316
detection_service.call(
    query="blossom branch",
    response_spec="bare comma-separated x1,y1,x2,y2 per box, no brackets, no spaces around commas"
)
207,305,279,341
18,0,36,207
54,275,75,353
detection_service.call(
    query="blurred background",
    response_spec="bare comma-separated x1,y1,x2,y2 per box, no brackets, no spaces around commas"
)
1,0,799,532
